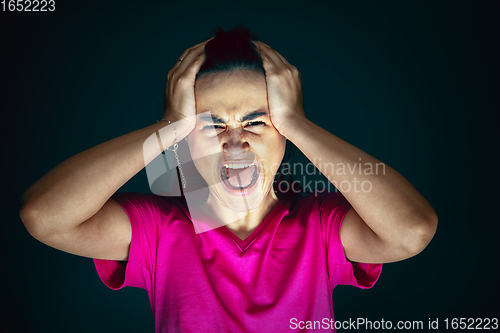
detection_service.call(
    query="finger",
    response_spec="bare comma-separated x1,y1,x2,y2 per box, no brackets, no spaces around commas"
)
168,41,208,81
254,41,291,66
174,43,208,78
164,50,208,112
182,51,208,79
268,48,291,66
174,38,212,68
178,37,213,61
253,41,285,71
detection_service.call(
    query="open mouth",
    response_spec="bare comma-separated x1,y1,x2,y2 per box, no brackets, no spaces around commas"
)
220,162,259,190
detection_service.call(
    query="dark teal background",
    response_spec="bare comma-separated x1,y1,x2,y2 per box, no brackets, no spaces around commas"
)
2,0,499,332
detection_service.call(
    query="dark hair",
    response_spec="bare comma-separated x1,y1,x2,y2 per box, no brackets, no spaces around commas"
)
196,25,265,80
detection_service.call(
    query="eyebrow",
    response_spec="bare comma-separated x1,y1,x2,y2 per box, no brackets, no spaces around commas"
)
199,110,268,124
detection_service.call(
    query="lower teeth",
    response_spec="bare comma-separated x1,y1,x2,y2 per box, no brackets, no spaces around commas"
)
221,165,258,190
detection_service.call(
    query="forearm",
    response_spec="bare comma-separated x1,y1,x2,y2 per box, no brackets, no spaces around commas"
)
20,118,193,235
281,117,437,245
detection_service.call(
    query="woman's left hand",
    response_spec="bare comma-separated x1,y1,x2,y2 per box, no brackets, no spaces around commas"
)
252,41,306,135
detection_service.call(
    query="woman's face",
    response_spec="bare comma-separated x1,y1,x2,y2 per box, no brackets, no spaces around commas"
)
187,70,286,212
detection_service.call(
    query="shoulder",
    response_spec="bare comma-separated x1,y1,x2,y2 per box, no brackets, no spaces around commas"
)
112,191,187,210
285,190,349,213
280,190,350,227
111,192,192,230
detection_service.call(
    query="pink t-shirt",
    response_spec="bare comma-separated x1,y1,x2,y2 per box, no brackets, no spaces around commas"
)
93,191,382,332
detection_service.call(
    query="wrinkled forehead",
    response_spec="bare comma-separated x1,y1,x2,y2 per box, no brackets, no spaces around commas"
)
194,70,267,116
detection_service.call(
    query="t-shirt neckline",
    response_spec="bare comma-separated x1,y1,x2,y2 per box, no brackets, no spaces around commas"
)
217,198,289,252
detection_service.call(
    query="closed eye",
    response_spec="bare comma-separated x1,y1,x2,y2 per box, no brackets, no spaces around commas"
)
245,121,265,127
203,124,224,130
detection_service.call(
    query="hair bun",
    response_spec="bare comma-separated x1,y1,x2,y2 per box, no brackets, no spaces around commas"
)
197,24,264,78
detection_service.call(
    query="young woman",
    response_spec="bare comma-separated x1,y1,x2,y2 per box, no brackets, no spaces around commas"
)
19,26,437,332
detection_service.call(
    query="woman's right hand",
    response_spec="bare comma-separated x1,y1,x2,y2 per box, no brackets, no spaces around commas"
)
163,37,213,129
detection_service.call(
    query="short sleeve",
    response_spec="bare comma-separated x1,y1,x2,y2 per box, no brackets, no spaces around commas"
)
319,191,382,289
93,192,171,292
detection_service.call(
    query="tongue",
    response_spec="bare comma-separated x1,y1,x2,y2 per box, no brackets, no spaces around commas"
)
227,165,255,188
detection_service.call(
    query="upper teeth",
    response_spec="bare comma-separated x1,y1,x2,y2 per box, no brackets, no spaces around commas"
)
224,163,252,169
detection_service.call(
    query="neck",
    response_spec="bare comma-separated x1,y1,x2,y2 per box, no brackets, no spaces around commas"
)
201,189,280,237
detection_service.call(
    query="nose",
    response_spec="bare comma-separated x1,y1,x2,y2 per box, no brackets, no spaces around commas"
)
222,126,249,156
